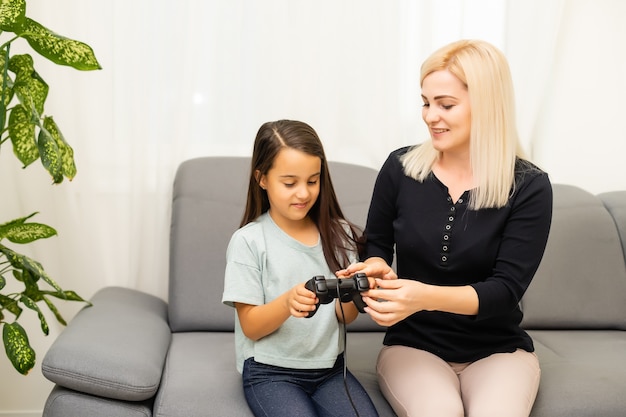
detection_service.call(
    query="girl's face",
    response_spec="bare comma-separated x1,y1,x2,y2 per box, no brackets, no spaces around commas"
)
421,69,472,156
258,147,321,230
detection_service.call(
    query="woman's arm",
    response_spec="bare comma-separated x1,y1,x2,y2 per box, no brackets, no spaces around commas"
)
340,258,478,326
363,279,479,327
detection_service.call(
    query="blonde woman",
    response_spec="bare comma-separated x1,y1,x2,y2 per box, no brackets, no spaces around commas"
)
340,40,552,417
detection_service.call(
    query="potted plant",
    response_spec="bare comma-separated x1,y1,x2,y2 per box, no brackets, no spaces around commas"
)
0,0,100,374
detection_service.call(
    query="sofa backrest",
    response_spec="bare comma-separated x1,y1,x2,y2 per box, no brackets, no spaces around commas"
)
599,190,626,263
169,157,626,333
521,185,626,330
168,156,380,332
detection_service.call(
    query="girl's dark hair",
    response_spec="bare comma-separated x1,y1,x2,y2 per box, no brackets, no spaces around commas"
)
241,119,363,272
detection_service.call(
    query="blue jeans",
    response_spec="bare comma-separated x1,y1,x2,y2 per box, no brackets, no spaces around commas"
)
242,353,379,417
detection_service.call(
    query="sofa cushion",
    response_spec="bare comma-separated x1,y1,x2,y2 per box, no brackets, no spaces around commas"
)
154,330,398,417
345,332,397,416
43,385,154,417
153,332,253,417
521,185,626,330
42,287,171,401
528,330,626,417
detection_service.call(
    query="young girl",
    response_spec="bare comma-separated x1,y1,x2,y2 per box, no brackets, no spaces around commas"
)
222,120,379,417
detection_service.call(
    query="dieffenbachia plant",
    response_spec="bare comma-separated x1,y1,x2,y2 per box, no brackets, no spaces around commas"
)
0,0,100,374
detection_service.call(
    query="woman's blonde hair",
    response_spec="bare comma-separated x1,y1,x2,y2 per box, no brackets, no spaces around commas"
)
402,39,526,209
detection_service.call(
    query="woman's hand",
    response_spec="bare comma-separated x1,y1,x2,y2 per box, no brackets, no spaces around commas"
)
362,278,426,327
362,279,480,327
336,257,398,281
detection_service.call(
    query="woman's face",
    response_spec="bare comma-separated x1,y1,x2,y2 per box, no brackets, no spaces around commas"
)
258,147,321,230
421,69,472,156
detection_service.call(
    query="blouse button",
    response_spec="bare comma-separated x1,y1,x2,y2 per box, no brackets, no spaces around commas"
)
442,245,448,251
441,255,448,262
443,234,449,241
448,216,454,221
445,225,451,230
458,198,464,203
450,207,456,212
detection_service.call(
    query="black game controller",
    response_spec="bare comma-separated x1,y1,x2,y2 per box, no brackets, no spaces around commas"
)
303,273,369,317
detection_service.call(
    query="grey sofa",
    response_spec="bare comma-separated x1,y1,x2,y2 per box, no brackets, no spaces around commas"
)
41,156,626,417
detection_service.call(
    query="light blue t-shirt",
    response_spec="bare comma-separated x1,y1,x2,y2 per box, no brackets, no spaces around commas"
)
222,212,353,373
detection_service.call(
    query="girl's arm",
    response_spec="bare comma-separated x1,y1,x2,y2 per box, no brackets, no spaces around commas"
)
234,282,318,341
335,299,359,324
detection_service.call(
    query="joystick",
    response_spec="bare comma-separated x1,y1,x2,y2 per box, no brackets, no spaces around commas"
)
303,273,369,317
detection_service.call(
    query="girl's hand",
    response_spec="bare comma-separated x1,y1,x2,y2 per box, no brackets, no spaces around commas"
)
288,282,319,318
362,278,426,327
236,281,328,341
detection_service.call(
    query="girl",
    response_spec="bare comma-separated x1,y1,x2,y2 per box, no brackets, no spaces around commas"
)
222,120,379,417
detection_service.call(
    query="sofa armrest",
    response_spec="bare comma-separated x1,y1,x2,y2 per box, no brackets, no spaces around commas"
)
42,286,171,401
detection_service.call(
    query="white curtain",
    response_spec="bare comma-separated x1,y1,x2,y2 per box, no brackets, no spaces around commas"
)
2,0,626,412
8,0,529,300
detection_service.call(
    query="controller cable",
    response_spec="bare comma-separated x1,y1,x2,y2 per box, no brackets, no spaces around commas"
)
337,280,362,417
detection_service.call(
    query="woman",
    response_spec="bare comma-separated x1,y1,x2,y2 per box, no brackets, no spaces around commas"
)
339,40,552,417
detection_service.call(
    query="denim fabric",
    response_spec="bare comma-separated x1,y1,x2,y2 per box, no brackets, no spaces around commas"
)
243,354,379,417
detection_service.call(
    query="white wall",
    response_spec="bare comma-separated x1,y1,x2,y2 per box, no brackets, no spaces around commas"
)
532,0,626,192
1,0,625,414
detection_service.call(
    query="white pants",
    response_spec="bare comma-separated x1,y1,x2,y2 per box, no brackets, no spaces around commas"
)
376,345,540,417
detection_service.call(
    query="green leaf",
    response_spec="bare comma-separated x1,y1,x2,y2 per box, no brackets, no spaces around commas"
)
0,212,36,228
11,269,23,283
43,290,89,303
8,104,38,167
19,294,49,335
9,54,49,116
38,126,63,183
0,47,15,130
40,292,92,326
0,0,26,32
0,245,63,293
0,212,41,240
2,321,35,375
41,296,66,326
0,274,5,290
2,222,57,244
43,117,76,180
21,269,42,298
18,18,101,71
0,293,22,317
